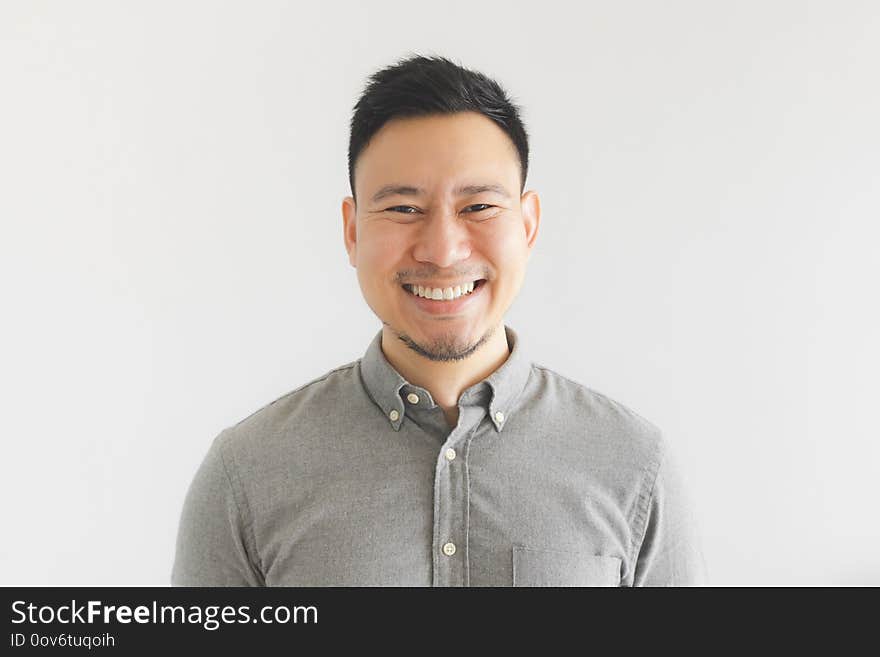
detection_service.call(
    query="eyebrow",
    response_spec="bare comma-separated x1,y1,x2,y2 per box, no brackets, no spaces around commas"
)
370,183,511,203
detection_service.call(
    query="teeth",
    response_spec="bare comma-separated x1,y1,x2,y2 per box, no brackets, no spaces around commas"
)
407,280,478,300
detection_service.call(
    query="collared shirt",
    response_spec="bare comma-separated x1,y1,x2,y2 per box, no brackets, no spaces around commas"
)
171,324,708,586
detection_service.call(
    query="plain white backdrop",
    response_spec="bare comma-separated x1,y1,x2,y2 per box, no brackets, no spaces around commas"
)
1,1,878,585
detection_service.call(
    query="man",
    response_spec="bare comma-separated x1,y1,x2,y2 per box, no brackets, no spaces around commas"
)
171,54,707,586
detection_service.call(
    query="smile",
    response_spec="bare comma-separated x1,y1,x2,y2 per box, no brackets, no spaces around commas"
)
402,279,485,300
400,279,488,315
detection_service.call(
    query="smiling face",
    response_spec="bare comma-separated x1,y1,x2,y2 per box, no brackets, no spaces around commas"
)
342,111,540,362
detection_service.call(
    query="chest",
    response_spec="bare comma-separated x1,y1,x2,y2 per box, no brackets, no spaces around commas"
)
250,433,635,586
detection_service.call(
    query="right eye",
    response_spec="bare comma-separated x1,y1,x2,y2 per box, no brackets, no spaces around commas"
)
386,206,419,214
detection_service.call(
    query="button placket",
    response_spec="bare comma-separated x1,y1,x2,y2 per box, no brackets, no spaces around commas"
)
431,405,482,586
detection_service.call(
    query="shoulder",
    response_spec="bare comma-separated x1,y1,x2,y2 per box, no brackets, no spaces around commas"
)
529,363,666,468
214,359,361,460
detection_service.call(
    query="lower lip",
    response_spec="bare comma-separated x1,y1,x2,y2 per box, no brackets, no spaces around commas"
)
402,280,487,315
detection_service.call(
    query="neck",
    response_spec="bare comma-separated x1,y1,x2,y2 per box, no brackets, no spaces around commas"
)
380,322,511,417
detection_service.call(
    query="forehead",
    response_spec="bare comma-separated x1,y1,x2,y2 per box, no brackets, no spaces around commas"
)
356,111,519,199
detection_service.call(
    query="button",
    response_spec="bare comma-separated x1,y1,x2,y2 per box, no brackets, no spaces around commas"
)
406,393,420,404
389,409,399,421
494,411,504,423
442,542,456,556
445,448,456,461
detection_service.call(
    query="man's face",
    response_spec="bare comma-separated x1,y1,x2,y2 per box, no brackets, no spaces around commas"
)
342,111,540,362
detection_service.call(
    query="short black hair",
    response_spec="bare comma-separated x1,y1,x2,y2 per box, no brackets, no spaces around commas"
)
347,53,530,204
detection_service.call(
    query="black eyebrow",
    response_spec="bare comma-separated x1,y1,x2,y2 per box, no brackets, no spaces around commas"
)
370,183,511,203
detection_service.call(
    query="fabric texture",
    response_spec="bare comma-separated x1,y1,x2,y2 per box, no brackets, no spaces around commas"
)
172,324,708,586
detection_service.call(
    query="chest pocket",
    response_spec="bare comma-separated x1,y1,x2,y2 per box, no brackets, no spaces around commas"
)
512,545,621,587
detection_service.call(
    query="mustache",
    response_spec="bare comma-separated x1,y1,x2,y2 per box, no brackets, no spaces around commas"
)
397,270,488,283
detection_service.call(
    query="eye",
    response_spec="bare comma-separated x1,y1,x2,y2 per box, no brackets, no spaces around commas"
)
383,204,496,215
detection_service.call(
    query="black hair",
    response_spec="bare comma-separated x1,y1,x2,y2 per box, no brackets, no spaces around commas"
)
347,53,530,204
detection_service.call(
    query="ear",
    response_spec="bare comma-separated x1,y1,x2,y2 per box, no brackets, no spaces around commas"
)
520,190,541,255
342,196,358,268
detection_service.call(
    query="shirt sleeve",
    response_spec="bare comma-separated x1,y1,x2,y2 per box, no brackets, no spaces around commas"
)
171,431,264,586
631,436,709,586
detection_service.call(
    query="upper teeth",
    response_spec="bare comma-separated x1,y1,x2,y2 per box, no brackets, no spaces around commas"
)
406,281,478,300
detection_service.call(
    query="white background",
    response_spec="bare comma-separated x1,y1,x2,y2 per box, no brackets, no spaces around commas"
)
2,1,878,585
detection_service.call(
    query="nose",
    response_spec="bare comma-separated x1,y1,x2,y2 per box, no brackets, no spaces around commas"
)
410,209,473,269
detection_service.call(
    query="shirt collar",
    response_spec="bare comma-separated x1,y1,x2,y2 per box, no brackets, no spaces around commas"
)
359,324,532,433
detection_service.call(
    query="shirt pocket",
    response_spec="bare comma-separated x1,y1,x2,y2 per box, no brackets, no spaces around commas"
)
512,545,621,587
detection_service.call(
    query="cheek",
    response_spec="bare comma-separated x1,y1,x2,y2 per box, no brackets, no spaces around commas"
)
355,234,404,297
357,231,400,270
481,235,528,296
481,217,527,251
480,228,527,270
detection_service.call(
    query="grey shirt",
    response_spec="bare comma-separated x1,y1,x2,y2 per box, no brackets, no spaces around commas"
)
171,325,708,586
